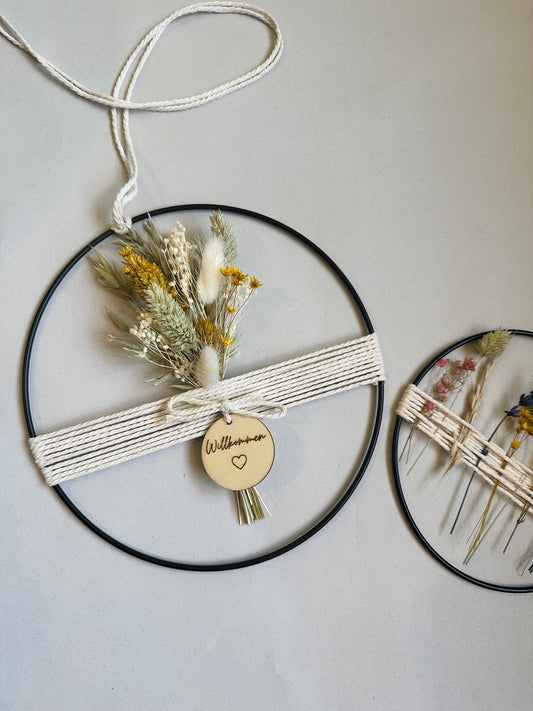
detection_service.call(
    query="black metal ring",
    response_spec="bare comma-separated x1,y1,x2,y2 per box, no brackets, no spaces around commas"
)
392,328,533,593
22,204,384,571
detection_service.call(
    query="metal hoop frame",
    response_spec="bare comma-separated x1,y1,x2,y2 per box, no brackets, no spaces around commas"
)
391,329,533,593
23,204,384,571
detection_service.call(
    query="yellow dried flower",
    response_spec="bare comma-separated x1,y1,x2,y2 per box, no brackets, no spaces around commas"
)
196,316,220,348
220,265,247,285
478,328,511,359
226,304,236,313
220,335,235,348
232,270,248,286
510,440,522,450
517,408,533,435
249,275,262,290
119,247,178,299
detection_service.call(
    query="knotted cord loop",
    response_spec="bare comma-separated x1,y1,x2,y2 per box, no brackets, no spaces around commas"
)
0,3,283,232
166,391,287,424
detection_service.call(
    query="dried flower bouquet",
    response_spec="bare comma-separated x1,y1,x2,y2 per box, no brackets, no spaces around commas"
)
91,211,267,524
91,211,261,390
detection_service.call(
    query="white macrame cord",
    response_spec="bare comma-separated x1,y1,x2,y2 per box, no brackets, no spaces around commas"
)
0,3,283,232
30,335,385,486
397,384,533,513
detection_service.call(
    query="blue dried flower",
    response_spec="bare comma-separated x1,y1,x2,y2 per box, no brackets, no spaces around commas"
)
506,405,522,418
519,391,533,407
505,391,533,417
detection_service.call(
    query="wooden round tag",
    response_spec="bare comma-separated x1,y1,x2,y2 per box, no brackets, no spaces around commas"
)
201,414,275,491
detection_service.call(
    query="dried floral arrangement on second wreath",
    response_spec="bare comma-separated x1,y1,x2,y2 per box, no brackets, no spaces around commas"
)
397,329,533,577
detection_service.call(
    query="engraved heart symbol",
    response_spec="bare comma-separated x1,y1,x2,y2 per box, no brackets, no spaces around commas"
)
231,454,247,470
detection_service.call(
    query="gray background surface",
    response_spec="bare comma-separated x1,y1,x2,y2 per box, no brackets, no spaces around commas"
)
1,2,533,709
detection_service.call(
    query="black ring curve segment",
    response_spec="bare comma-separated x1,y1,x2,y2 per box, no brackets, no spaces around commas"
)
22,204,384,571
392,328,533,593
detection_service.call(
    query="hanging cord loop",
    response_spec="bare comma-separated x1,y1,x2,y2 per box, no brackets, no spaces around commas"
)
0,3,283,232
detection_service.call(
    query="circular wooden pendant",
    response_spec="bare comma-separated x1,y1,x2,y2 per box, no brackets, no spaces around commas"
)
201,415,275,491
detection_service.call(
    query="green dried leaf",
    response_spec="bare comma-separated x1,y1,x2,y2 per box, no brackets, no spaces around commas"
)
146,371,176,385
90,249,135,299
106,309,131,333
109,336,142,353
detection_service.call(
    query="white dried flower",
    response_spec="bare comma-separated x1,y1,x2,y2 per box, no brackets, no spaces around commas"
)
195,345,220,387
196,236,225,305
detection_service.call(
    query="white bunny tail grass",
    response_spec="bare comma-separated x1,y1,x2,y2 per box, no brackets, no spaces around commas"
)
195,345,221,387
196,236,225,305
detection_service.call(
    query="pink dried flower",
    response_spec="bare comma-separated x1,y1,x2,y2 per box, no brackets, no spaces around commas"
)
428,353,477,411
424,402,436,412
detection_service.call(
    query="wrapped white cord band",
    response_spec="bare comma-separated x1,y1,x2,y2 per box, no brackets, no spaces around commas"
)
30,334,384,486
397,384,533,511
